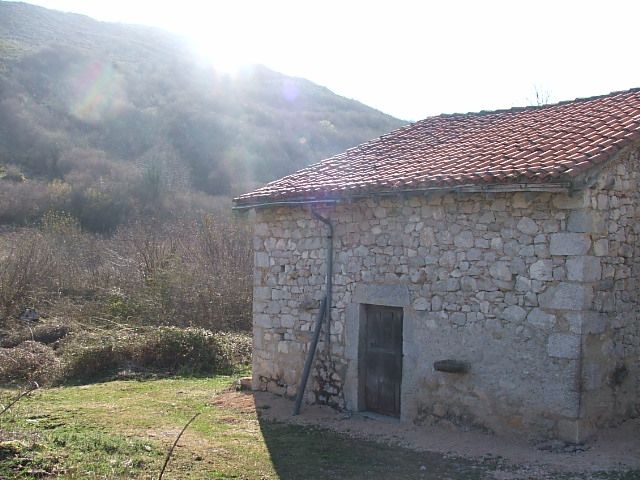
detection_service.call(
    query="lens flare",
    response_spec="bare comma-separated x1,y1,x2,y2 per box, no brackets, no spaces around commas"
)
68,60,124,122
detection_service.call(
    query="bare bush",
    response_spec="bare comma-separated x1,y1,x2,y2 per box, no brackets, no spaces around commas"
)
41,210,104,294
0,341,61,386
0,231,54,324
0,205,253,369
104,213,253,331
0,180,69,225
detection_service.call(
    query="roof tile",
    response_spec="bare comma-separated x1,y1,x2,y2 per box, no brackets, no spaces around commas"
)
235,88,640,204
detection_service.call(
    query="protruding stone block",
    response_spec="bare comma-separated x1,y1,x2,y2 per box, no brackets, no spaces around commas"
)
539,283,593,310
549,234,591,256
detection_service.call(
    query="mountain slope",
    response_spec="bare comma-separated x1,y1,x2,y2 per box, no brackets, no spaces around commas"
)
0,1,405,199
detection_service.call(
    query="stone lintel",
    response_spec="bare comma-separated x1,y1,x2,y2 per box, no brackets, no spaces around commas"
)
353,283,411,307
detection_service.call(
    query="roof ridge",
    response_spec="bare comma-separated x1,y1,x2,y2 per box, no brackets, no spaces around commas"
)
427,86,640,121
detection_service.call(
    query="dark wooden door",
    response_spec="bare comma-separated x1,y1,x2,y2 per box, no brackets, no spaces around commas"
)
364,305,403,417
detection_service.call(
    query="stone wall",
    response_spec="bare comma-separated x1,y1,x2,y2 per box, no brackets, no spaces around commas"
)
577,148,640,436
251,145,640,441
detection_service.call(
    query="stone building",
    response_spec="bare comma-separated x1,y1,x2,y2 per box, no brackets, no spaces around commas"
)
234,89,640,442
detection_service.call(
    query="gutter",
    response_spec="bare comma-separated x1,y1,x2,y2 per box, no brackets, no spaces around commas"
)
232,199,341,210
232,182,572,210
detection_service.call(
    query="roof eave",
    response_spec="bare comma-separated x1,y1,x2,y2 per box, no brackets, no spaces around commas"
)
232,181,573,210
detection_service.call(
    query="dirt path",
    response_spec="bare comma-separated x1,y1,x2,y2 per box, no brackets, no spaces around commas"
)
244,391,640,478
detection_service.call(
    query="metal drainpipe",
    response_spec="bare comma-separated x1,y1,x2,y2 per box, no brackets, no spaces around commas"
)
292,207,334,416
292,297,326,416
310,208,333,353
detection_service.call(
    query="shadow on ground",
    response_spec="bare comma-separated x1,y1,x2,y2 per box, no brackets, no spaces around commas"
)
257,418,495,480
251,395,495,480
213,389,639,480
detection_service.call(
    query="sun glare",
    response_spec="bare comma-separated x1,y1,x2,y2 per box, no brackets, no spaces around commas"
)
171,5,264,75
187,32,251,75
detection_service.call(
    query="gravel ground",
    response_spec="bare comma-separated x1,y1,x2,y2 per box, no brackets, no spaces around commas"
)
252,391,640,479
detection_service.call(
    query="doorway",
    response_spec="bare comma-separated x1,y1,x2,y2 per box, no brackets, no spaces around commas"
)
362,304,403,417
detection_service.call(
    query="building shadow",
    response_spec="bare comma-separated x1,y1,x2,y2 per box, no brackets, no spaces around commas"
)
244,391,492,480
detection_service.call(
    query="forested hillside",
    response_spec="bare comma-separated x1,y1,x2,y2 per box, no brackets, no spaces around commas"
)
0,1,404,231
0,2,405,387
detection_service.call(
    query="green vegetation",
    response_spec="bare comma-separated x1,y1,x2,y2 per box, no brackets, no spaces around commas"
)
0,322,251,386
0,378,493,479
3,378,635,479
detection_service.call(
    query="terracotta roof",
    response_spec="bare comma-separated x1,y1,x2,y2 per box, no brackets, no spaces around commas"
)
235,88,640,205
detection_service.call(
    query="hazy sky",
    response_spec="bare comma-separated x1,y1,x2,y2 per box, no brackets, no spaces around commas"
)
17,0,640,120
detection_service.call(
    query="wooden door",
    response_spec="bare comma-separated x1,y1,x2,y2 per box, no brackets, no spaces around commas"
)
364,305,403,417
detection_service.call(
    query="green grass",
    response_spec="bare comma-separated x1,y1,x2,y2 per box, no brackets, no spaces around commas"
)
0,377,638,479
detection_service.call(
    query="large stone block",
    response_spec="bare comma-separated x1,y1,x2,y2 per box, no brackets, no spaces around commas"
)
539,283,593,310
353,283,411,307
527,308,556,329
566,256,602,282
549,234,591,256
547,333,580,359
567,210,604,233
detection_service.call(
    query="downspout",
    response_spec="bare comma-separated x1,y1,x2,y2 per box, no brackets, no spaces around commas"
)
293,297,326,415
310,208,333,352
292,207,334,415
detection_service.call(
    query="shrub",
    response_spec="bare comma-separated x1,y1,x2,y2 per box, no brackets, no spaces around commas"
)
59,331,128,383
131,327,220,374
212,331,252,371
0,322,70,348
59,328,251,383
0,341,61,386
